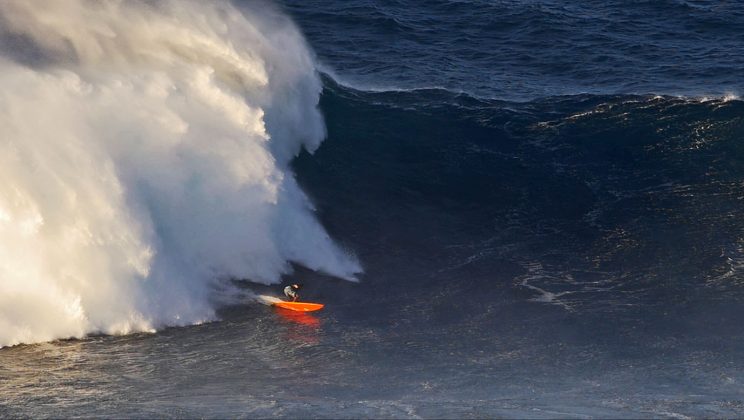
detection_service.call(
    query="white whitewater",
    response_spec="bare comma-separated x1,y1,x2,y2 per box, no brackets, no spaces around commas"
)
0,0,361,348
257,295,283,305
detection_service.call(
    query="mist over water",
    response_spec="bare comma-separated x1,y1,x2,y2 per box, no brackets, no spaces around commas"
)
0,0,359,348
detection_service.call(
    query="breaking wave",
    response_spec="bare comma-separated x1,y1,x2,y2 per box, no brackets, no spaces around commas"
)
0,0,360,348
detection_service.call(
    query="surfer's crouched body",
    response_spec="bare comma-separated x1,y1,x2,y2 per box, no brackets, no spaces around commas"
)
284,284,301,302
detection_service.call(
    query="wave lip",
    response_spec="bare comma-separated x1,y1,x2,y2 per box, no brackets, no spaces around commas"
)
0,0,360,348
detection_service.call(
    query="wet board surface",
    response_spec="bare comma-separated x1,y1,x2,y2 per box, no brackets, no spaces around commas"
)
272,301,324,312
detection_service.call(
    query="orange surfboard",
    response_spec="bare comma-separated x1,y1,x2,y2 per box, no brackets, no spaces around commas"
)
272,301,324,312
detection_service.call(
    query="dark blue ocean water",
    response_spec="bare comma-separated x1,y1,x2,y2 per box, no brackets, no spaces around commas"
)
2,1,744,417
281,0,744,100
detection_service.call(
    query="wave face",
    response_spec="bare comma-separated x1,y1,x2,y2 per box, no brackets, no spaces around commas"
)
0,0,360,348
296,79,744,315
280,0,744,327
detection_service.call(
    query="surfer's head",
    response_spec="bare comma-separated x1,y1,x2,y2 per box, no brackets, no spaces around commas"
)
291,284,302,290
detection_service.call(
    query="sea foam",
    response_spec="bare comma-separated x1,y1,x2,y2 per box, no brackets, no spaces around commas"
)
0,0,360,347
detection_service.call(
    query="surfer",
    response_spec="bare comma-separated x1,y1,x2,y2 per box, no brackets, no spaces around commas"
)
283,284,302,302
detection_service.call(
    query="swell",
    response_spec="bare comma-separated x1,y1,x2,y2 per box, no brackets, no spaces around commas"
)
297,77,744,313
282,0,744,101
0,1,360,348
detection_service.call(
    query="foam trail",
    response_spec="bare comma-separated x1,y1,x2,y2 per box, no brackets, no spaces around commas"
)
0,0,361,348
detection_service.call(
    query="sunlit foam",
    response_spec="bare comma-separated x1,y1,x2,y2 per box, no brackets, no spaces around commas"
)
0,0,361,348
